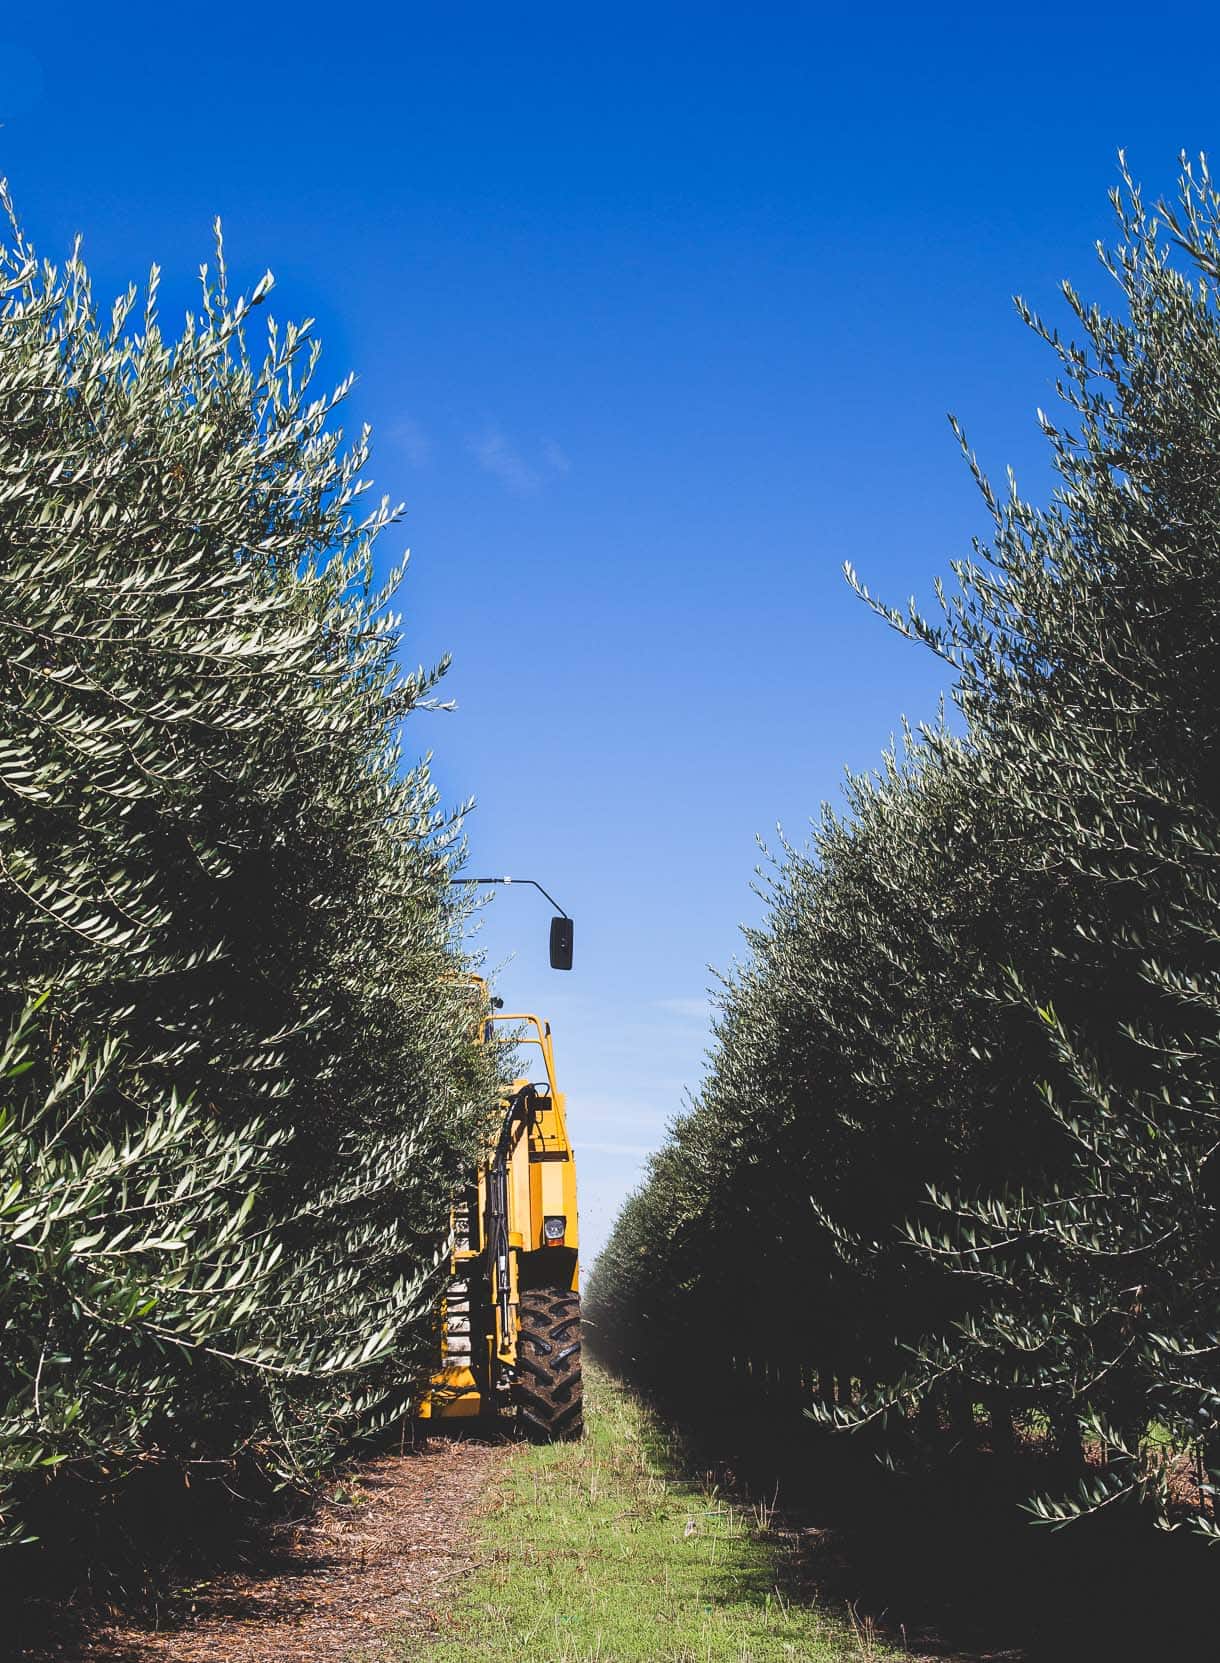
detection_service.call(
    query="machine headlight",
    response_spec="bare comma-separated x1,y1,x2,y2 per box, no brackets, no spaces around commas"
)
542,1215,566,1246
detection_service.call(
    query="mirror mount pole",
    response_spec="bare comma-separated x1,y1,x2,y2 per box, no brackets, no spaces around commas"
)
452,876,569,919
452,876,574,970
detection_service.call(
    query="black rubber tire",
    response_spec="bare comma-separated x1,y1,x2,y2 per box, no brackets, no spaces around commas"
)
515,1288,583,1441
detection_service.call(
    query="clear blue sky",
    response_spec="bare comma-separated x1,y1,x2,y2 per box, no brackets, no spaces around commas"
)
3,5,1217,1258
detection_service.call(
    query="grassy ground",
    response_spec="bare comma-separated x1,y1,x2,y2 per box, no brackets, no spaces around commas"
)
399,1363,893,1663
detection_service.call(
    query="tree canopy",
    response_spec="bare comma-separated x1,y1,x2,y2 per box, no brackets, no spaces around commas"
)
0,195,494,1546
588,155,1220,1536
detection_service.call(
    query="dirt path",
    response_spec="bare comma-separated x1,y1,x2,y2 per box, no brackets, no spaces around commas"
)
29,1437,502,1663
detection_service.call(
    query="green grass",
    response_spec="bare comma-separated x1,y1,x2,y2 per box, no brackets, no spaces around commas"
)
399,1363,894,1663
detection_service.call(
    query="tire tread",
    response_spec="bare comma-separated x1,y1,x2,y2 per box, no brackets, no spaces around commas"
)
516,1289,583,1441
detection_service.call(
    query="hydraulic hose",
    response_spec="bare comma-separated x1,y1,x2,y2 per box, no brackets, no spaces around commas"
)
486,1085,538,1351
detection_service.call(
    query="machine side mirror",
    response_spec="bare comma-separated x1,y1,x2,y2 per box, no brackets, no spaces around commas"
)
549,915,574,971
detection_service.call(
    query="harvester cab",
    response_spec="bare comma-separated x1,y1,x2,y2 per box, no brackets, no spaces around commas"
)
418,991,583,1439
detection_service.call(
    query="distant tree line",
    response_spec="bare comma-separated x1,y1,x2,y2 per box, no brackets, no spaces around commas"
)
0,193,494,1550
587,157,1220,1537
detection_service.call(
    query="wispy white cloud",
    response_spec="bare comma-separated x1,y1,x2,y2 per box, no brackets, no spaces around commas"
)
469,427,572,494
541,438,571,475
577,1097,679,1130
653,997,711,1022
579,1140,657,1158
469,427,540,494
392,417,432,468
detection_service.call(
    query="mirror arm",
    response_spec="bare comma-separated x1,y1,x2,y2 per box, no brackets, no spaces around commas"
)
452,877,570,919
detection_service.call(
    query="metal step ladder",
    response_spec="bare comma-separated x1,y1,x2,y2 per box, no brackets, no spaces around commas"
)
442,1199,473,1366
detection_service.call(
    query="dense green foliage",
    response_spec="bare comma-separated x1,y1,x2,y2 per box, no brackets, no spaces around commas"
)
0,193,492,1545
588,157,1220,1535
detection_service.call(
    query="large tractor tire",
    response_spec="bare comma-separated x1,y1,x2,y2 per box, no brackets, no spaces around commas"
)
516,1289,583,1441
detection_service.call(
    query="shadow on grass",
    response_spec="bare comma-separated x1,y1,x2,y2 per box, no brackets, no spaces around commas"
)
636,1383,1220,1663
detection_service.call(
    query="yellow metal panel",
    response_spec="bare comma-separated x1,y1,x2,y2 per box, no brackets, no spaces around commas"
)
528,1161,544,1244
432,1395,483,1419
510,1130,531,1250
418,1363,481,1420
540,1160,565,1219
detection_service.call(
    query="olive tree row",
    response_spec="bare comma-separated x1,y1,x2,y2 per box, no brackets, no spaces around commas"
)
588,157,1220,1535
0,194,493,1545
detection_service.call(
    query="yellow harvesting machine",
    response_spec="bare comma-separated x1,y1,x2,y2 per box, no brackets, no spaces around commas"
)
418,1001,582,1439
